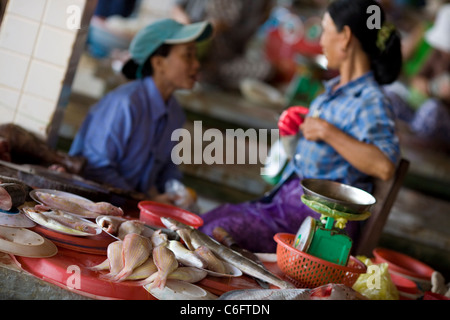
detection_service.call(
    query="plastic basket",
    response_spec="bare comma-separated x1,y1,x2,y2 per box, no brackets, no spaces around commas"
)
274,233,367,288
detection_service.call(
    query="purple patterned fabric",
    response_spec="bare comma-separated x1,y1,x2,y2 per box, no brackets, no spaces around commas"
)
200,178,361,253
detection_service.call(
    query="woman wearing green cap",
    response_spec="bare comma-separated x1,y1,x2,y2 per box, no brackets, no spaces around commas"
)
69,19,213,203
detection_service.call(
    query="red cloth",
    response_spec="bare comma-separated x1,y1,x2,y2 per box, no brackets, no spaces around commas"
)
278,106,309,136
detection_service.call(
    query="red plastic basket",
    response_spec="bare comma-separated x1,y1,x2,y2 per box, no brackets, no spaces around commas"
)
274,233,367,288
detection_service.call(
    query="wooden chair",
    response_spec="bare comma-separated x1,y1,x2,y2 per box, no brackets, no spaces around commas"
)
353,158,410,256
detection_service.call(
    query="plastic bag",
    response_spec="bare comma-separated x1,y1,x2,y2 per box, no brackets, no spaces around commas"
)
352,256,399,300
165,179,199,213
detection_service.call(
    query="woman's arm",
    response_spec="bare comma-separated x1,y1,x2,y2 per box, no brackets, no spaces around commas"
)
300,117,396,181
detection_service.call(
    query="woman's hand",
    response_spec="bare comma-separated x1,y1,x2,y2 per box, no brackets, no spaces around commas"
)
300,117,333,141
300,117,396,181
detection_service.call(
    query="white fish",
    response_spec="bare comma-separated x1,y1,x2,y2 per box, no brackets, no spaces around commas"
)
118,220,145,239
167,240,206,269
151,229,168,247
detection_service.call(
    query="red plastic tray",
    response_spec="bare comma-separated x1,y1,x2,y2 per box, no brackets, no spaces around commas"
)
373,248,434,280
30,225,115,255
14,247,155,300
138,201,203,228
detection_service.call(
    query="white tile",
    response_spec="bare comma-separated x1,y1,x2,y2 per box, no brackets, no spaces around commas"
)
0,85,21,111
43,0,86,31
0,14,40,55
6,0,47,22
34,25,76,67
24,60,65,101
17,93,56,124
0,48,30,90
0,105,16,123
13,113,48,139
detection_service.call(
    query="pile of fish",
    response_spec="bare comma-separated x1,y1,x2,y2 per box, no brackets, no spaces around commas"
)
90,224,231,292
90,217,294,300
22,206,101,236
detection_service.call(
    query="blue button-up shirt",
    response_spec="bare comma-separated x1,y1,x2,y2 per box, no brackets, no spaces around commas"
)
287,72,400,192
69,77,185,194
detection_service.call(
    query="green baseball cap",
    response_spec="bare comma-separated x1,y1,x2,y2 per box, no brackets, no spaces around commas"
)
130,18,213,78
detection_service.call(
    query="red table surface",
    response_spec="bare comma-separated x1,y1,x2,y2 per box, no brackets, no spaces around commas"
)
14,246,291,300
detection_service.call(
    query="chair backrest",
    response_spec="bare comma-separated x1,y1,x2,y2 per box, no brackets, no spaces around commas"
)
353,158,410,256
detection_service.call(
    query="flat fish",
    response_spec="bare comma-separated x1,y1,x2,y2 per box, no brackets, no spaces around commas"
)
35,191,123,218
22,206,99,236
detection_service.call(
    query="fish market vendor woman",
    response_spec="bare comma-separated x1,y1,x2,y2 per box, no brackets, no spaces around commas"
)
200,0,402,253
70,19,212,202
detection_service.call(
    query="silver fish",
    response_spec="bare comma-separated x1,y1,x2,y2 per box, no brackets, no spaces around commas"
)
23,206,100,236
167,240,206,269
161,217,294,289
194,245,226,274
151,229,169,247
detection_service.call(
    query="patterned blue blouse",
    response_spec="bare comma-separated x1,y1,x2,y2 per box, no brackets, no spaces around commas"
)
289,71,400,192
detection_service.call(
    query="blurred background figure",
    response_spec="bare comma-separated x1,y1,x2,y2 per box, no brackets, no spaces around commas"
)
171,0,275,90
384,3,450,152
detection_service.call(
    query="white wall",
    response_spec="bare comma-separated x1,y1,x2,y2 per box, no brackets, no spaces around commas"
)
0,0,94,140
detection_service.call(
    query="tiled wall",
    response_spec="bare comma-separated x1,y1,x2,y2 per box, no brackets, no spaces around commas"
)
0,0,93,140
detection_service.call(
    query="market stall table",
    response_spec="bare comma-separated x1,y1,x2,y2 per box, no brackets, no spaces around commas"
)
9,245,286,300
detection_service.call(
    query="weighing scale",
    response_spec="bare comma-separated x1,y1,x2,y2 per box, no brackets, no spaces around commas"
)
294,179,375,266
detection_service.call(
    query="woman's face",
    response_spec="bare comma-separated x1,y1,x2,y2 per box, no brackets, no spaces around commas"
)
155,42,200,91
320,12,348,70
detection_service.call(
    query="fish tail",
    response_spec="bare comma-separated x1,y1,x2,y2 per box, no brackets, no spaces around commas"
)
134,272,158,286
112,267,133,282
150,273,167,289
89,258,110,271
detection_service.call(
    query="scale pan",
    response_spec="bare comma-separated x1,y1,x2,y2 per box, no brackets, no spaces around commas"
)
301,179,376,214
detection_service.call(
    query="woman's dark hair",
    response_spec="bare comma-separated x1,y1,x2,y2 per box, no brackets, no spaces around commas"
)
327,0,402,85
122,44,172,80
